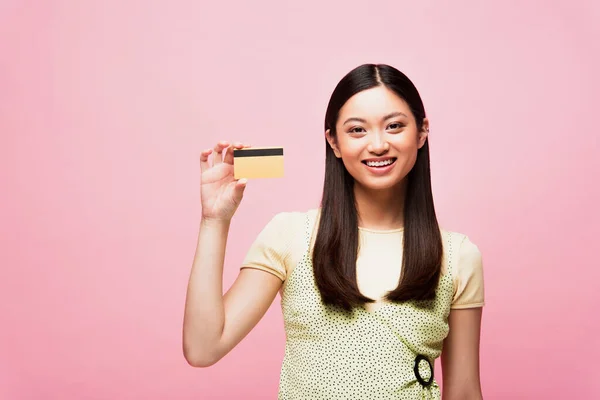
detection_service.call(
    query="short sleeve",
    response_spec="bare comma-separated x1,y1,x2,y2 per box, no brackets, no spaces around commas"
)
451,236,485,309
240,212,296,281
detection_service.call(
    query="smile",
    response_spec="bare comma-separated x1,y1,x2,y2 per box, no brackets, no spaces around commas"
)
362,158,397,168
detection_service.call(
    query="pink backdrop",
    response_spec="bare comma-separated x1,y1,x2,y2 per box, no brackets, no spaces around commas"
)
2,1,599,399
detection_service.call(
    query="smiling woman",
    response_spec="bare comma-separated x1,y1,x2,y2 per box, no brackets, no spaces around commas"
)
317,66,441,309
183,64,485,400
333,106,423,186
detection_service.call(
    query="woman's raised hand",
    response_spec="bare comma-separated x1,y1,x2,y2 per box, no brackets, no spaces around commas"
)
200,141,250,222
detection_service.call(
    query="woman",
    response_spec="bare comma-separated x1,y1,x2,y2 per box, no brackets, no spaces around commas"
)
183,64,485,399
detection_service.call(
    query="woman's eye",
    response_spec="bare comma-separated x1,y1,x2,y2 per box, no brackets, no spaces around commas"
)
349,127,366,134
388,123,404,130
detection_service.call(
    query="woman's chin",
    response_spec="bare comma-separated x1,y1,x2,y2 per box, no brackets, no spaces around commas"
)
354,177,406,193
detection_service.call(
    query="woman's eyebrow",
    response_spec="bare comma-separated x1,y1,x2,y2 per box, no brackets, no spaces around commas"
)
382,112,408,120
342,117,368,125
342,112,408,126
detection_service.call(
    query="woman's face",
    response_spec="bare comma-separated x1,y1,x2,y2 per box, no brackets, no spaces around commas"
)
326,86,428,193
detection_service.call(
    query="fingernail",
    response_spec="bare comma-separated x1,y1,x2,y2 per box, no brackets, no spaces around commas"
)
238,178,248,185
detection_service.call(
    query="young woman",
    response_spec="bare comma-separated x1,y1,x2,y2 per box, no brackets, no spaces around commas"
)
183,64,485,399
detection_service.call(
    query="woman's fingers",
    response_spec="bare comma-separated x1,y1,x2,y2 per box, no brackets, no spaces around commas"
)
223,142,247,165
204,141,249,168
213,141,229,164
200,148,213,172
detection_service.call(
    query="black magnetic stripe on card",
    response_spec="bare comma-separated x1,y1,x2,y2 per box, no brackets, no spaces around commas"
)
233,148,284,157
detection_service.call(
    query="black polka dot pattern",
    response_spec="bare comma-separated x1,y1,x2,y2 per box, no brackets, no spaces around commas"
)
278,214,456,400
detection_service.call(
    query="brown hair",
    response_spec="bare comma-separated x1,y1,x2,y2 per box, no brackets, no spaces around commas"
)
312,64,443,311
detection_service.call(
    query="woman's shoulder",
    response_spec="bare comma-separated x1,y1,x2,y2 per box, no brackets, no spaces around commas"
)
439,227,485,308
242,208,318,280
439,228,483,275
439,228,485,307
440,227,479,251
267,208,319,225
258,208,319,239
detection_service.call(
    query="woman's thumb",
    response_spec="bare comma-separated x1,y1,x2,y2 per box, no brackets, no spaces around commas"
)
232,178,248,203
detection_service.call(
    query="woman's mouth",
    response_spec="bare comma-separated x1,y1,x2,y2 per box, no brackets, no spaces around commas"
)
362,158,397,168
361,157,397,175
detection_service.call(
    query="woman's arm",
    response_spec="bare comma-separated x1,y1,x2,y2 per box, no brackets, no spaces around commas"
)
182,218,282,367
182,142,283,367
441,307,484,400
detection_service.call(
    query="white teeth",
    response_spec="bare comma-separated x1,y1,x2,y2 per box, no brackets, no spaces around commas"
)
366,159,393,167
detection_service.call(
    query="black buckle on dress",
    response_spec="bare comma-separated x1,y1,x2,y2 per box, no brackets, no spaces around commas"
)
414,354,434,387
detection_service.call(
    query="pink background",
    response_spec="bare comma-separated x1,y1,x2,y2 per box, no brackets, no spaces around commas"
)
2,1,599,399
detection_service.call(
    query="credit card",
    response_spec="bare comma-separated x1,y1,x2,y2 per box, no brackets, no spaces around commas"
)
233,147,284,179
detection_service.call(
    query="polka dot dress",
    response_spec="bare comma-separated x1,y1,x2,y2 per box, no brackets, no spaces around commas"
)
277,215,455,400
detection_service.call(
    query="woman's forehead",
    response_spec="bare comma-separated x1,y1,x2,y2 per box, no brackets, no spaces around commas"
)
338,87,410,120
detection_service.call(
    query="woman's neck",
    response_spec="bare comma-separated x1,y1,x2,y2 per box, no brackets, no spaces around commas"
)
354,182,406,231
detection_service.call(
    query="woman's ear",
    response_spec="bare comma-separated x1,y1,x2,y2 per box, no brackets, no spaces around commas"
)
325,129,342,158
418,118,429,149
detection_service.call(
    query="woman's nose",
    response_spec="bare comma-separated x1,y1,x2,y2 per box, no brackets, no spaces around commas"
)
368,133,390,154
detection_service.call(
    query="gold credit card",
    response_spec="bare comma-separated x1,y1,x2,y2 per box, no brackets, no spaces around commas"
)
233,147,284,179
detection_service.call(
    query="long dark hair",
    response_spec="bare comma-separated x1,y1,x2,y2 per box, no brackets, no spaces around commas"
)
312,64,443,311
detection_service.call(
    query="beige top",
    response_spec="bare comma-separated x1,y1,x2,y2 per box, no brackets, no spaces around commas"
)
242,209,485,309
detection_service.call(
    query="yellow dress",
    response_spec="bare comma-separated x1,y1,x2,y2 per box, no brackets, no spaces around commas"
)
277,214,455,399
